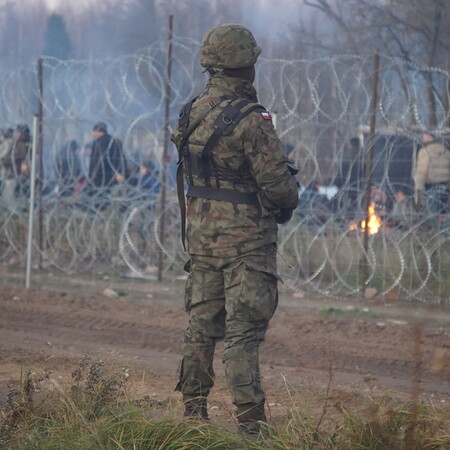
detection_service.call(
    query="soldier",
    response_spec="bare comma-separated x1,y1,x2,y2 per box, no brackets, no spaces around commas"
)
171,24,299,436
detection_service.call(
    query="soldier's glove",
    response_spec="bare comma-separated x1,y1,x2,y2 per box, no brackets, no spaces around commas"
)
275,207,294,224
274,160,299,224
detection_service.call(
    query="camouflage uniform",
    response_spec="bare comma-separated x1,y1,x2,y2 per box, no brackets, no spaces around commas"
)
171,24,299,425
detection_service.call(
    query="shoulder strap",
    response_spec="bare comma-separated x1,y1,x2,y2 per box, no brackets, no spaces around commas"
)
178,95,230,153
176,96,227,251
178,97,197,141
200,99,265,185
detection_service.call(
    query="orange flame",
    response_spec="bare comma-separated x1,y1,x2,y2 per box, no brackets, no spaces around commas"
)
360,204,382,235
349,205,382,234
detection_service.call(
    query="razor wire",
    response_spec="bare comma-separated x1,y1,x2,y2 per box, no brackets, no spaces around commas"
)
1,35,450,301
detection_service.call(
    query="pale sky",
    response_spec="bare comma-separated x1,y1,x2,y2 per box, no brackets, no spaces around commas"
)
39,0,300,22
44,0,93,10
1,0,301,26
0,0,94,10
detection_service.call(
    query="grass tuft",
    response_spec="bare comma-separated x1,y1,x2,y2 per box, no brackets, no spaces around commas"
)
1,358,450,449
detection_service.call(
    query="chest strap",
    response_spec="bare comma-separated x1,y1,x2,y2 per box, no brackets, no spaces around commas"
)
187,185,258,205
200,99,265,186
176,98,223,250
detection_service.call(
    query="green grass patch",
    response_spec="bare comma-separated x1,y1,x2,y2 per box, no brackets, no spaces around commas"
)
1,357,450,449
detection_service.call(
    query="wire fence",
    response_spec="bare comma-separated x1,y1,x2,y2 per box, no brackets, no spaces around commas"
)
1,36,450,301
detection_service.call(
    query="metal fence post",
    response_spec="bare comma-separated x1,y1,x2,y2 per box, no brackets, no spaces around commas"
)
361,52,380,290
25,115,39,289
37,58,44,268
158,15,174,282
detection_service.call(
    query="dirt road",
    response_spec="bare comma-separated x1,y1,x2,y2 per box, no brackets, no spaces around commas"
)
1,272,450,421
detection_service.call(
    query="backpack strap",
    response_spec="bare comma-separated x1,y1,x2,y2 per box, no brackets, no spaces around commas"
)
186,185,258,205
176,96,226,250
200,99,265,186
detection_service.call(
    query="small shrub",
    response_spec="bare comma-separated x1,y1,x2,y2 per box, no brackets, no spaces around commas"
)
2,358,450,449
335,398,450,449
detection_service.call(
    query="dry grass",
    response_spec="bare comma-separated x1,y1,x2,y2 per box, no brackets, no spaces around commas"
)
1,356,450,449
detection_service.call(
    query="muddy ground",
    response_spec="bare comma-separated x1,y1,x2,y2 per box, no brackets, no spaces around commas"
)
1,269,450,424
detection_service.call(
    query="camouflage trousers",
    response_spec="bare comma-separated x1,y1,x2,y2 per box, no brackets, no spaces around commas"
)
175,244,279,409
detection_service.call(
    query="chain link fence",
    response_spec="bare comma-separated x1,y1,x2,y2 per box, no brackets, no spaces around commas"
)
1,36,450,301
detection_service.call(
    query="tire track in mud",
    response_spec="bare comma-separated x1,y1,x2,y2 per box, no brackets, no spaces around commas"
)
0,303,183,353
1,301,449,394
262,335,450,394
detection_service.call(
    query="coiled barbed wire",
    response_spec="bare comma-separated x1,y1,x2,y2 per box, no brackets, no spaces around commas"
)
0,37,450,301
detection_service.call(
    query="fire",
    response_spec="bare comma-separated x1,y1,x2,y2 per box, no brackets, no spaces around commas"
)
349,205,382,234
361,204,382,235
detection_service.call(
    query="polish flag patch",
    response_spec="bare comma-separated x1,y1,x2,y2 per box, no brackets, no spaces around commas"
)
261,111,272,120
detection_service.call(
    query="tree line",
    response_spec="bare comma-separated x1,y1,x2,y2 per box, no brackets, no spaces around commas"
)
0,0,449,128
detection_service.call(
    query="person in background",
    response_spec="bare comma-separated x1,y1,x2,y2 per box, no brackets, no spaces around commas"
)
14,160,32,200
55,139,82,197
128,159,160,201
87,122,127,207
297,180,332,227
1,125,31,202
88,122,127,189
0,128,14,196
414,132,450,221
390,188,415,230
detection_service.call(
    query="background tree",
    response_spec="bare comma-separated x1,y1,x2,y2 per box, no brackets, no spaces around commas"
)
0,0,48,69
43,13,72,59
120,0,158,52
301,0,450,127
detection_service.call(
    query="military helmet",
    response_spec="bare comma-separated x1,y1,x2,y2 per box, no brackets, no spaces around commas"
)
200,24,262,69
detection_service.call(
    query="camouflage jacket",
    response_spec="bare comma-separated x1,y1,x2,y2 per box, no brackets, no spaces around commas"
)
171,74,299,257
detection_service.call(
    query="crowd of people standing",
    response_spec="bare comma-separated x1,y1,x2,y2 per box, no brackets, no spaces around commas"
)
1,121,449,231
0,121,161,209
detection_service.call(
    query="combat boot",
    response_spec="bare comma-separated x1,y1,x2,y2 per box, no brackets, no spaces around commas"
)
236,402,268,440
183,397,209,421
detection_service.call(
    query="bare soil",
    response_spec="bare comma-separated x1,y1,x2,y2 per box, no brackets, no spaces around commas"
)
1,270,450,423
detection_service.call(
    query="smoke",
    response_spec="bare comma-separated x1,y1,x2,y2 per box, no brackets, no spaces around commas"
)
1,0,317,67
241,0,304,33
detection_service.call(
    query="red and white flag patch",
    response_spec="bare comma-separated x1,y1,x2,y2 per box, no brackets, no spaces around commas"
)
261,111,272,120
